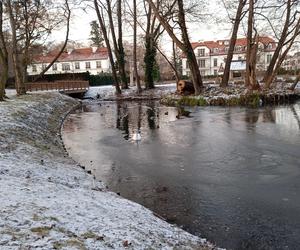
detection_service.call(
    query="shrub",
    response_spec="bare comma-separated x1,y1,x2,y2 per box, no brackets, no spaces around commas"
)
89,73,115,86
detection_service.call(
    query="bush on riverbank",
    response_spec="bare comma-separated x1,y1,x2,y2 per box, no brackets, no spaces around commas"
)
89,73,130,86
89,73,114,86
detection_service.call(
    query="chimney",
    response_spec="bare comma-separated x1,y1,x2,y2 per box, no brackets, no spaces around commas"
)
67,48,73,55
92,46,98,53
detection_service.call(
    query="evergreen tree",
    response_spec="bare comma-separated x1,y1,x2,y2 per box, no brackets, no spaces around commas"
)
89,20,104,47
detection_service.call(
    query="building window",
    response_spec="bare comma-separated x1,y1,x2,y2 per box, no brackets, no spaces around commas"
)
267,54,272,64
42,64,47,70
96,61,101,68
198,59,206,68
75,62,80,69
200,70,206,76
214,48,219,54
86,62,91,69
52,64,57,71
268,44,273,50
198,49,205,57
62,63,70,71
32,65,37,72
186,61,189,69
214,69,218,76
214,58,218,67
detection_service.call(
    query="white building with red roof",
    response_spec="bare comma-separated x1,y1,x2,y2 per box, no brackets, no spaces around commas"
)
28,47,111,76
182,37,276,77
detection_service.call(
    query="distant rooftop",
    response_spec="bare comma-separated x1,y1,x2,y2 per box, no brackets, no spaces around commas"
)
33,47,109,64
181,37,276,58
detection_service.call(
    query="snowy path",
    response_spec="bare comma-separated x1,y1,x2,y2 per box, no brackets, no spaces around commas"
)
0,93,216,249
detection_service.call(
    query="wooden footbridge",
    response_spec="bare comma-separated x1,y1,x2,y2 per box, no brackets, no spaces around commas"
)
25,81,89,96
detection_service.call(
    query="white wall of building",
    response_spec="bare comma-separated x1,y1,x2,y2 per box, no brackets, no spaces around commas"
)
28,59,111,76
182,47,274,77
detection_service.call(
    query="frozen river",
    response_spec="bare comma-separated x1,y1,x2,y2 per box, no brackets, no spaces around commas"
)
63,100,300,249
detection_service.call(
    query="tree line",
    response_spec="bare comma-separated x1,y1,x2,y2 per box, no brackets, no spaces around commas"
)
93,0,300,94
1,0,300,101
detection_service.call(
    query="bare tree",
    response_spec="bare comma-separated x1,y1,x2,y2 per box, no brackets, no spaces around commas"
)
261,0,300,89
105,0,128,89
34,0,71,82
6,0,26,95
146,0,203,95
133,0,142,93
221,0,246,87
245,0,260,90
0,1,8,101
94,0,122,94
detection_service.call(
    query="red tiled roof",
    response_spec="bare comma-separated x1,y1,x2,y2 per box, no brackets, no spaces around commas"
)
181,37,276,58
191,37,276,50
33,47,109,64
192,36,275,49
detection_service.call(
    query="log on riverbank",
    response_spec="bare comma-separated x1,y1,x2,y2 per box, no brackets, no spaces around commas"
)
177,80,195,95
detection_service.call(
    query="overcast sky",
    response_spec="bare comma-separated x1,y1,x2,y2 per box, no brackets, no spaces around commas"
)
51,1,234,50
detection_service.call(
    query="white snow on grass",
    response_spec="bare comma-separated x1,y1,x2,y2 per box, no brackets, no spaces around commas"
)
0,93,217,249
85,84,177,100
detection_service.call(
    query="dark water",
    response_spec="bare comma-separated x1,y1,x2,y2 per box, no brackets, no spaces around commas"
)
63,101,300,250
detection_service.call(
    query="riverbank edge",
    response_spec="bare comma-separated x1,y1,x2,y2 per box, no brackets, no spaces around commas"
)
161,91,300,108
0,92,217,249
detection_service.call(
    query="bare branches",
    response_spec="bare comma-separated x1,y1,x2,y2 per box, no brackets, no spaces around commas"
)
34,0,71,82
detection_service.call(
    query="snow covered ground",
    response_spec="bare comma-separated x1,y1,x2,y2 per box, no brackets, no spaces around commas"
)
84,84,177,100
0,92,216,249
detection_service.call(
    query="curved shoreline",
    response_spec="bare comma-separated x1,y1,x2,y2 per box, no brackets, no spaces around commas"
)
0,93,216,249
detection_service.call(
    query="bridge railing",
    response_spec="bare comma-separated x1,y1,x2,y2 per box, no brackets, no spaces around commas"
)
25,81,89,92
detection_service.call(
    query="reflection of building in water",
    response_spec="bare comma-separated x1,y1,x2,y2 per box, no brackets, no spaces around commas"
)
244,104,300,131
275,105,300,130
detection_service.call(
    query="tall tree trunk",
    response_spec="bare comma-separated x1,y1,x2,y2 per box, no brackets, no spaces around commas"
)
172,40,180,83
117,0,128,89
245,0,256,89
144,4,156,89
249,32,259,89
0,45,8,101
263,0,291,88
144,35,156,89
22,0,29,84
106,0,127,89
146,0,203,95
94,0,121,95
221,0,246,87
133,0,142,93
7,0,26,95
0,61,8,101
177,0,202,95
0,1,8,101
266,37,297,89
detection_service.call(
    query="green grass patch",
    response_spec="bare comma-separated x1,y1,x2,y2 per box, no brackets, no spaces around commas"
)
177,96,208,106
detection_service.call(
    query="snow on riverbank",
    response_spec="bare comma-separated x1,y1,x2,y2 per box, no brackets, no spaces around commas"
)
0,93,216,249
84,84,177,100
